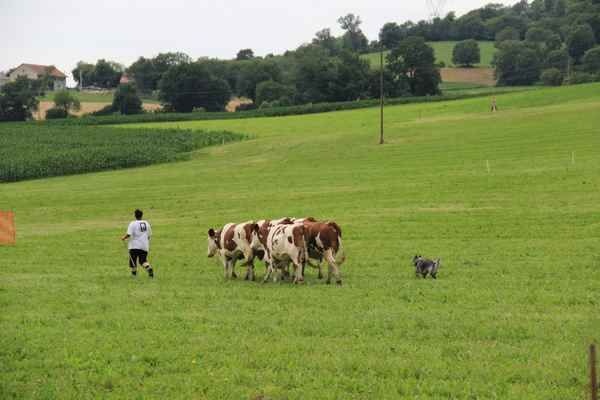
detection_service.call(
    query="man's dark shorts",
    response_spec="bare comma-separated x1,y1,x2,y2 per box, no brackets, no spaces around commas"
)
129,249,148,268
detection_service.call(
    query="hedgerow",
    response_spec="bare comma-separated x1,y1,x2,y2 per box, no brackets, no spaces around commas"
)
0,123,244,182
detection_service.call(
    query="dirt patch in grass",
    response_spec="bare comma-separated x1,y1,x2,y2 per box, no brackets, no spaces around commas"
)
441,68,496,86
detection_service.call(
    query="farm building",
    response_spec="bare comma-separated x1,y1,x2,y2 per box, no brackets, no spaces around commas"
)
6,63,67,90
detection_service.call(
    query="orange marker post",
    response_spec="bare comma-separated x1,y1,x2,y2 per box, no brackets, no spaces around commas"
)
0,211,16,245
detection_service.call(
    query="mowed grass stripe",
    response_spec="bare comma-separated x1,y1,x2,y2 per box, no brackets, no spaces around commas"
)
0,83,599,399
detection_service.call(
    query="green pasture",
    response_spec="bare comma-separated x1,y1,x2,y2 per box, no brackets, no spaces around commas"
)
1,83,599,399
363,41,496,68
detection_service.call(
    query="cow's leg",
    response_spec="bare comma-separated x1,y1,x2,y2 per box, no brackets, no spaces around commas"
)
324,249,342,285
293,256,305,284
229,258,238,279
222,257,229,279
263,259,276,283
306,258,323,279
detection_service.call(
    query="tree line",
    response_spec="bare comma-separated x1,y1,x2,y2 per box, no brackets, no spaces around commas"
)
3,1,600,121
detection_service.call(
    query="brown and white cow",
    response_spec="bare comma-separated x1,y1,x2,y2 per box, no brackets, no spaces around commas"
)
262,222,307,284
256,218,293,279
207,221,260,280
299,219,345,285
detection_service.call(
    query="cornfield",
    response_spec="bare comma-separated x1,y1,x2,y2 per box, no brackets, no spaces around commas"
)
0,124,244,182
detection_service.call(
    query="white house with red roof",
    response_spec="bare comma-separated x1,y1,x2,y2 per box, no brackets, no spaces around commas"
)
6,63,67,90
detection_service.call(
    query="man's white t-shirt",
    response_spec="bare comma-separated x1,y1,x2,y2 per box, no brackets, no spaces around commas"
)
127,220,152,251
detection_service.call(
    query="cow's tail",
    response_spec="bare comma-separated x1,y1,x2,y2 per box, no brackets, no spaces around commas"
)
335,236,346,265
327,221,342,238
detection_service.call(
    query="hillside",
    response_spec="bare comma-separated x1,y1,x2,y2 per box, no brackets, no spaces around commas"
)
363,41,497,68
1,83,599,398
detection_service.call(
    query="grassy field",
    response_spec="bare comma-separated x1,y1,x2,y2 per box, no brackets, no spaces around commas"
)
364,41,496,68
1,83,600,399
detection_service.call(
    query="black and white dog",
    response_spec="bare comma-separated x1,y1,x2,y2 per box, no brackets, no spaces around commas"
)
412,255,441,279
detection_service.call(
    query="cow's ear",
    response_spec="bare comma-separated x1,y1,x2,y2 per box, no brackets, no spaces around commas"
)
208,228,215,237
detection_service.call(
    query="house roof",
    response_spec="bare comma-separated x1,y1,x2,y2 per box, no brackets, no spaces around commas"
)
14,63,67,79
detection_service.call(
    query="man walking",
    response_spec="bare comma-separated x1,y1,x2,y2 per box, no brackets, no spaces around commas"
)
121,209,154,278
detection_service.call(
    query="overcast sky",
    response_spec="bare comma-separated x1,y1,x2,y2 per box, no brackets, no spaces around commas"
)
1,0,514,85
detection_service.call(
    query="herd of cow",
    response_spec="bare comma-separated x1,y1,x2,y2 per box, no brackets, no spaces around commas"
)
207,217,345,285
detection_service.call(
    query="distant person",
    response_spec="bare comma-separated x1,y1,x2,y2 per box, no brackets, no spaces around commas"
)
491,96,498,112
121,209,154,278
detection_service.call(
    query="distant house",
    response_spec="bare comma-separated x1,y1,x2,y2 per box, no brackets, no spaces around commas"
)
7,63,67,91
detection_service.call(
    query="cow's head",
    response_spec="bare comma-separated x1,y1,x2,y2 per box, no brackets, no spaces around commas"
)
207,228,220,257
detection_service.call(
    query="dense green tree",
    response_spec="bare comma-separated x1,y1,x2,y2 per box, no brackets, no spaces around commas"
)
367,68,409,99
293,45,339,103
452,39,481,67
494,41,542,85
545,48,570,73
456,14,488,40
93,59,123,88
112,83,143,115
53,90,80,115
583,46,600,73
495,26,521,44
387,37,441,96
330,51,371,100
255,80,296,106
379,22,405,50
236,49,255,61
72,61,95,88
236,59,281,101
158,62,231,112
127,57,159,92
126,52,191,93
525,26,553,45
567,24,596,62
312,28,341,55
153,52,192,72
338,14,369,52
0,76,40,121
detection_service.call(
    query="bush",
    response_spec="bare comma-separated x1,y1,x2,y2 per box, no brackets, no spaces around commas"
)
112,83,143,115
583,46,600,73
545,49,569,73
568,72,597,85
45,107,69,119
540,68,563,86
53,90,80,115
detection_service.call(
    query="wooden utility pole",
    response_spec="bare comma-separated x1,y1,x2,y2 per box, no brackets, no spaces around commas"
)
591,344,598,400
379,48,384,145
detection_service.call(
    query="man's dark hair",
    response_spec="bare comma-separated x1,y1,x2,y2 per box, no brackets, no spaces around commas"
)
134,209,143,220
